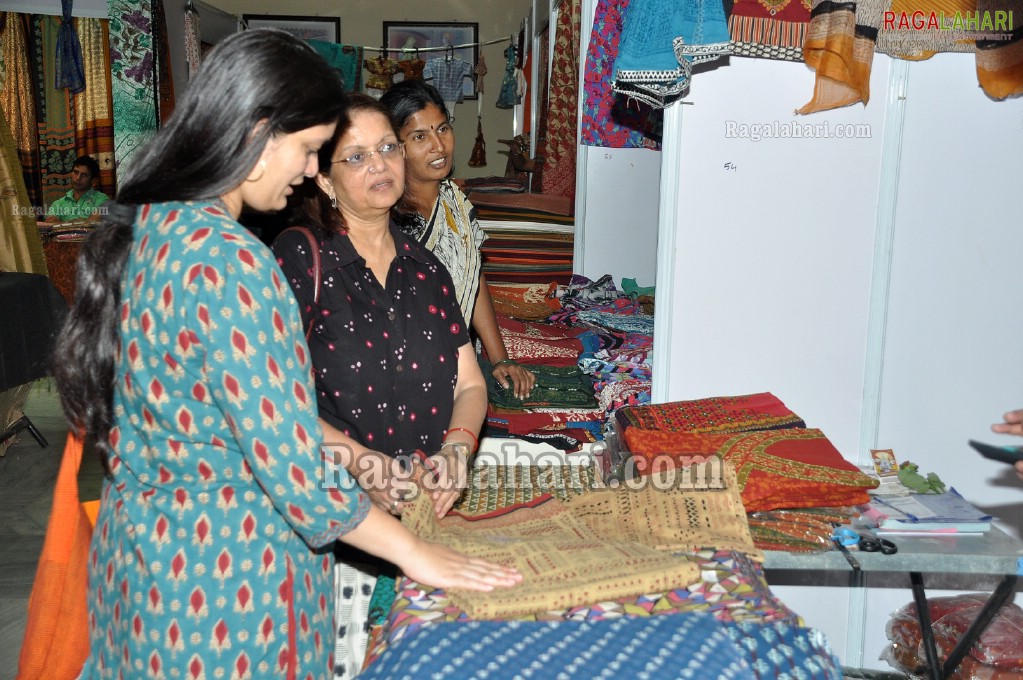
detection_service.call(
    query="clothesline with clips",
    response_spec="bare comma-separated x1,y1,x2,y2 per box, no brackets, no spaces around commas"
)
362,36,513,55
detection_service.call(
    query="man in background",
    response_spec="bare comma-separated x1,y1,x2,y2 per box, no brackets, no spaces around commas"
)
44,155,108,223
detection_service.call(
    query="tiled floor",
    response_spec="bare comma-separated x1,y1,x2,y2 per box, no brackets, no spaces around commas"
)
0,381,103,680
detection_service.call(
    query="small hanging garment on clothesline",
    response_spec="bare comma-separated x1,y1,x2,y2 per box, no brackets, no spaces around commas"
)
468,116,486,167
364,54,400,94
395,57,426,82
422,55,473,103
474,53,488,94
496,45,519,108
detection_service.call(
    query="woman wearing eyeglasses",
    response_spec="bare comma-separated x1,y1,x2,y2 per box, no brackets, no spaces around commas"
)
381,80,536,401
271,95,489,677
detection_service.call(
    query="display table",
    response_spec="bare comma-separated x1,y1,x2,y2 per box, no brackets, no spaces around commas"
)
765,527,1023,680
0,272,67,447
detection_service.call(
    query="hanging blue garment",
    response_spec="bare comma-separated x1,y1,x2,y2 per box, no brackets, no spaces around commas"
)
55,0,86,93
613,0,731,108
496,44,519,109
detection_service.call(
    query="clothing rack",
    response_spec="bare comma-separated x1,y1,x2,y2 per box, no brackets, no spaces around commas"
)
364,35,513,55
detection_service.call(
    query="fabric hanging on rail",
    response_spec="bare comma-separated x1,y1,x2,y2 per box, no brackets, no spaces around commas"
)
540,0,581,201
152,0,176,124
0,106,48,274
800,0,1023,114
364,54,400,93
395,55,425,82
580,0,662,149
32,15,78,209
975,0,1023,99
496,45,518,107
309,40,364,92
613,0,731,108
0,13,42,209
728,0,811,62
183,5,200,79
108,0,159,174
422,56,472,103
55,0,85,93
72,18,115,197
797,0,883,114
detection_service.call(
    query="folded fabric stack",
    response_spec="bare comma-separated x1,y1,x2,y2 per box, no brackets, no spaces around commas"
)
48,223,94,241
462,176,527,193
472,190,575,285
483,274,655,451
612,393,878,549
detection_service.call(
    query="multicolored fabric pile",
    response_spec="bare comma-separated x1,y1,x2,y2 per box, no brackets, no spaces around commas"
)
483,275,654,451
361,461,840,678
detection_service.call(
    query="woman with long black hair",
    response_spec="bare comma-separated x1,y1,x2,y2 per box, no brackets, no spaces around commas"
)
53,29,518,679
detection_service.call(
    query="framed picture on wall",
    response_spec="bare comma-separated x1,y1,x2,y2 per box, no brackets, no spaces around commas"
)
383,21,479,100
243,14,341,43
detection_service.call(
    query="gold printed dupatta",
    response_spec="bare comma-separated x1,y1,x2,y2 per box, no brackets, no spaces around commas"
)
403,463,760,619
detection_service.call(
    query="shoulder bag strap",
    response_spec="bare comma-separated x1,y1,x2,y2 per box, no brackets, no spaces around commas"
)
282,226,321,340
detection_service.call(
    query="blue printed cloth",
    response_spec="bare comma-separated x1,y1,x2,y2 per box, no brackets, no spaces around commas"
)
361,615,843,679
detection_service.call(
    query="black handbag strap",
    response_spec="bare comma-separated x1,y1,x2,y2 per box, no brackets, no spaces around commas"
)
282,226,320,340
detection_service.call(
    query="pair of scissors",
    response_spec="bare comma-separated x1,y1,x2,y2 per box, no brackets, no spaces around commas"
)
858,532,898,555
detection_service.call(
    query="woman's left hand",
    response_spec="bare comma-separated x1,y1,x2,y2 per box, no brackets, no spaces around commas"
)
493,361,535,400
426,446,469,518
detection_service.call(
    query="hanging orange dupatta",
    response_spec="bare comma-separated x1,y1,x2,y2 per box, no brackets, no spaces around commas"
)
17,434,94,680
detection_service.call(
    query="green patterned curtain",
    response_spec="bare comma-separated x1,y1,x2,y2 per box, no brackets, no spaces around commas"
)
32,15,78,209
107,0,158,175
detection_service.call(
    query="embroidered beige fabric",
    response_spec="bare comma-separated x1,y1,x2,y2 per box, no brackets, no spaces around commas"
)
403,462,760,619
563,464,764,561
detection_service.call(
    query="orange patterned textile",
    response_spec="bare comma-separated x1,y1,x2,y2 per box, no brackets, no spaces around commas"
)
622,427,878,512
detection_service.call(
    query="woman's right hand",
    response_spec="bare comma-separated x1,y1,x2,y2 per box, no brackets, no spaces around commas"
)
349,449,415,516
400,538,523,592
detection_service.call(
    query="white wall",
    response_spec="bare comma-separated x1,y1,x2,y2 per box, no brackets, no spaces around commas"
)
572,0,661,289
576,146,661,287
663,55,891,455
658,51,1023,669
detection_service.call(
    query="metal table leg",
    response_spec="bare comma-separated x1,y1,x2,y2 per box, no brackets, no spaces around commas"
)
910,571,941,680
911,571,1019,680
0,415,49,448
941,574,1017,679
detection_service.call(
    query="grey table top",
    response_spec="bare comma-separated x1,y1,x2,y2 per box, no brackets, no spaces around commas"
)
763,525,1023,575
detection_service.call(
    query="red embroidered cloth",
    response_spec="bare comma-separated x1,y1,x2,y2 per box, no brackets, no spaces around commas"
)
622,427,878,512
615,392,805,435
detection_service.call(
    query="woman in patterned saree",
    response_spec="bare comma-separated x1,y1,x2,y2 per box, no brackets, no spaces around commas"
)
381,79,537,400
52,30,519,680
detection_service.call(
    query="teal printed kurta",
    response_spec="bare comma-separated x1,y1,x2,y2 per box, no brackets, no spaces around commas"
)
81,201,370,679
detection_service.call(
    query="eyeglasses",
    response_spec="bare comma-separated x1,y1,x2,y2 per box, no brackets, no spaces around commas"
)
332,142,403,169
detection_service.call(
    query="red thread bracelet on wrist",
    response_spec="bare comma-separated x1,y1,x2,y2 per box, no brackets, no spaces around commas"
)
443,427,478,452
